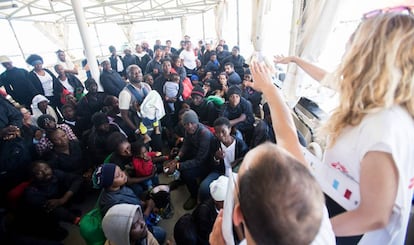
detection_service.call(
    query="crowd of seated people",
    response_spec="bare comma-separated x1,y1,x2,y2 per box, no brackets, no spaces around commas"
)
0,37,274,244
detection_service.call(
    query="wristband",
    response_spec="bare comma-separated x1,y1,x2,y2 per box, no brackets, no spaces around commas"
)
175,155,180,161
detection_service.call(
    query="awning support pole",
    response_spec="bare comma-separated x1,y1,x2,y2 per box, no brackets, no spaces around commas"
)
71,0,102,90
8,20,26,62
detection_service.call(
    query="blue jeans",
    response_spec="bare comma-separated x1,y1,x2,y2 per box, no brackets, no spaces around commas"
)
199,172,221,202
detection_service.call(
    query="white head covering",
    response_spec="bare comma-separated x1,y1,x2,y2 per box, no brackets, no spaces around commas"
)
139,90,166,121
102,204,142,245
31,94,49,110
210,175,229,202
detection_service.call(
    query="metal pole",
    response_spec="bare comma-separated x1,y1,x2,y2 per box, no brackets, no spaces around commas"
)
94,24,104,57
70,0,102,90
202,12,206,41
8,20,26,62
236,0,240,46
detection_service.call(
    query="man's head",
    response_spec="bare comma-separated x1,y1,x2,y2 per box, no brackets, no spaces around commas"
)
234,143,324,245
102,204,147,245
48,128,69,148
185,41,192,51
0,55,13,70
224,62,235,75
56,49,66,62
85,78,98,93
231,46,240,57
227,85,242,107
109,45,116,55
54,64,65,76
126,65,143,84
124,47,132,56
161,59,172,74
101,60,111,71
31,161,53,183
166,40,172,47
154,46,163,58
191,85,205,106
182,110,199,135
213,117,232,144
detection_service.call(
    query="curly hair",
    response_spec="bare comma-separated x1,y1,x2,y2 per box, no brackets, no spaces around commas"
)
323,13,414,146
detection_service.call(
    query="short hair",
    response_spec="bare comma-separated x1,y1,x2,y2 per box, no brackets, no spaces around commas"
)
108,45,116,52
106,132,128,153
61,104,75,112
84,78,97,90
26,54,43,66
174,214,198,245
161,58,172,65
37,114,56,129
239,143,324,245
224,62,234,69
213,117,231,128
126,64,141,79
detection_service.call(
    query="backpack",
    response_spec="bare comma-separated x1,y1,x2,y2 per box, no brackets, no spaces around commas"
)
79,192,106,245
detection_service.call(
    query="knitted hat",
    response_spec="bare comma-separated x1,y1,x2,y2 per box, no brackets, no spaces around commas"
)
210,175,229,202
191,85,205,98
182,110,199,124
92,163,116,189
190,74,199,81
102,204,143,245
227,85,242,98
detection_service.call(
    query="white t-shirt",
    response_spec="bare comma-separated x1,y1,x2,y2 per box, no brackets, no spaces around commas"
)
221,140,236,176
324,105,414,244
36,72,54,96
59,78,74,93
179,49,197,70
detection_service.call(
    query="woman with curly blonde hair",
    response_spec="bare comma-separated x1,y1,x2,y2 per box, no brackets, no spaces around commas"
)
273,11,414,245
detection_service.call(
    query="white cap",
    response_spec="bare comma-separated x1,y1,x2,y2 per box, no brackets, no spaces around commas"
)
0,55,11,63
209,175,229,202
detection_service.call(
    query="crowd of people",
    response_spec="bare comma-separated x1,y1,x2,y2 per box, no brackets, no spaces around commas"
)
1,8,414,245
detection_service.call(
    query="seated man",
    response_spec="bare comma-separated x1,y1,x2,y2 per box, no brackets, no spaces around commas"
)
221,86,255,143
163,110,213,210
188,85,220,127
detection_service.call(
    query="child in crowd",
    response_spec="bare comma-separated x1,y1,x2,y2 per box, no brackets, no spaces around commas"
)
163,73,181,113
94,163,140,215
131,141,166,190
